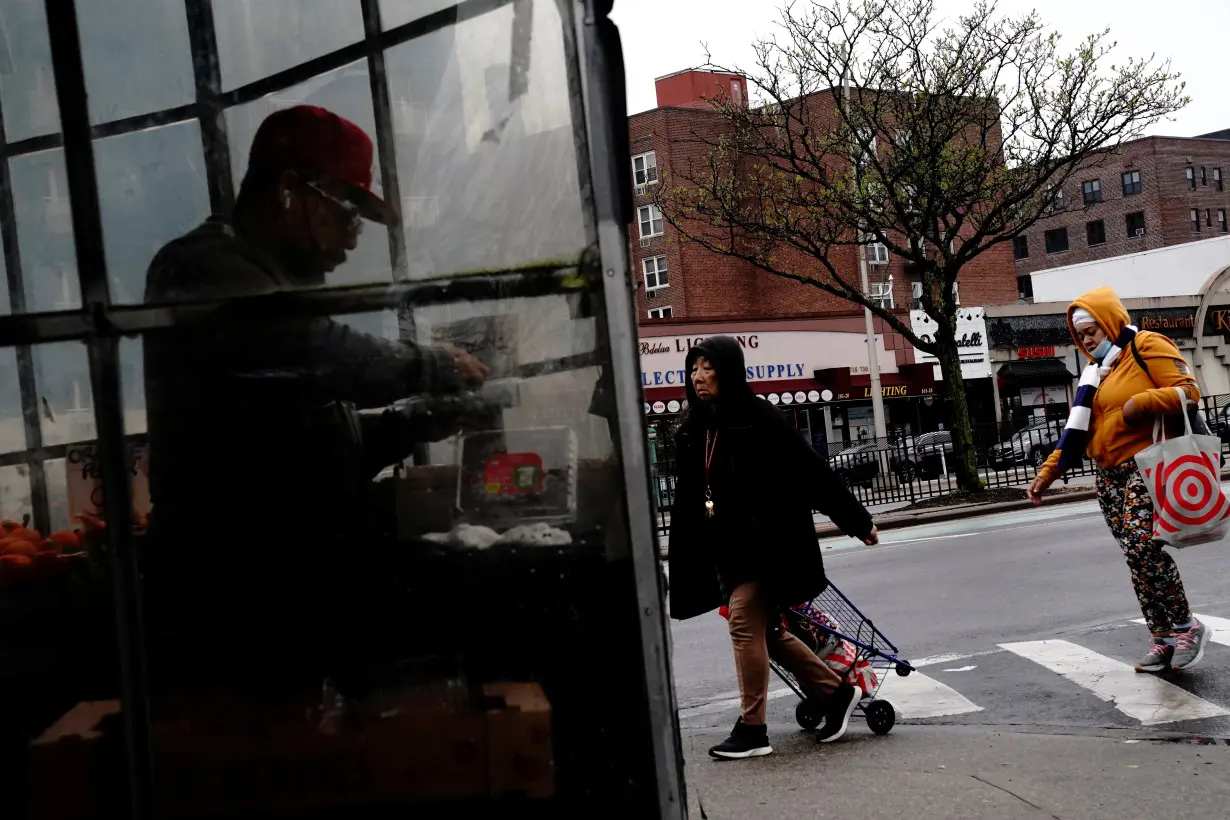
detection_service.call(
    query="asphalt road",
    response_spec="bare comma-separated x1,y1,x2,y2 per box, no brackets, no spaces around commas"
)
668,499,1230,738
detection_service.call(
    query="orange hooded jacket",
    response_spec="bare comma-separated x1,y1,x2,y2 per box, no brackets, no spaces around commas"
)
1036,286,1199,484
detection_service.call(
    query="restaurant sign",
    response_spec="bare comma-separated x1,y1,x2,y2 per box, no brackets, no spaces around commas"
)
910,307,992,380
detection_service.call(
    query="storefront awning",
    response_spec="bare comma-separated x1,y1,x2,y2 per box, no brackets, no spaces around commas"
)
997,359,1075,381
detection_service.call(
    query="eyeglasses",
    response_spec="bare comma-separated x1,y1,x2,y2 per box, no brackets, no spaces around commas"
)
304,180,362,228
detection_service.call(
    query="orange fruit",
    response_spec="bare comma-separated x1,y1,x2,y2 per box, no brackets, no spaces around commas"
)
0,538,37,558
48,530,80,550
12,527,42,546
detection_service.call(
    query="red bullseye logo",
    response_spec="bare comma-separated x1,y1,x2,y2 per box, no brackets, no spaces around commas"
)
1148,452,1230,535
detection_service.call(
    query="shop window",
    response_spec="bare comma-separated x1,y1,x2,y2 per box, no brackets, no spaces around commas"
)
95,121,211,304
212,0,365,91
10,152,79,313
76,0,195,124
0,0,61,141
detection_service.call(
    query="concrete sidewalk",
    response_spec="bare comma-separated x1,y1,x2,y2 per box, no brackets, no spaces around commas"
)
681,724,1230,819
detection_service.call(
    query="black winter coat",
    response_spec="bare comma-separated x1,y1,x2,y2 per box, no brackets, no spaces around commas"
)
667,337,874,621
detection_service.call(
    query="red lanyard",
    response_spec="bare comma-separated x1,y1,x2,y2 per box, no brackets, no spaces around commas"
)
704,430,718,517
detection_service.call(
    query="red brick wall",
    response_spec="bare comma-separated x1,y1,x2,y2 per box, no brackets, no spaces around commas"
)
628,92,1021,325
1013,137,1230,279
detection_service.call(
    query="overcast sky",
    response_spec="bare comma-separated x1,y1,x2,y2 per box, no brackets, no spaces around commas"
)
609,0,1228,138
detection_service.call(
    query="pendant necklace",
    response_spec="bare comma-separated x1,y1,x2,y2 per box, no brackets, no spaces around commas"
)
704,430,719,518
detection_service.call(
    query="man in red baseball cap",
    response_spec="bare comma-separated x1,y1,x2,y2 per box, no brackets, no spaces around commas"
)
141,106,489,680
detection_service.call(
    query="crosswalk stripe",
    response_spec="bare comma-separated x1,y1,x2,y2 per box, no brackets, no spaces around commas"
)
1131,614,1230,647
1000,639,1230,725
875,671,983,719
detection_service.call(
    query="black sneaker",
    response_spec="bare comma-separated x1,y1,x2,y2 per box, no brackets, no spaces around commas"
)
815,684,861,744
708,718,773,759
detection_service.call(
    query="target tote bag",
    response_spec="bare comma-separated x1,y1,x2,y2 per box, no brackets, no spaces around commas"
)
1134,387,1230,548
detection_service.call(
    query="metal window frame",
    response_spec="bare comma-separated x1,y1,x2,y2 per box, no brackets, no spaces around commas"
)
632,149,658,185
12,0,674,818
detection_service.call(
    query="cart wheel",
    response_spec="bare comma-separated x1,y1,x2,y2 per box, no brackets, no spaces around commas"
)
795,699,824,731
895,663,912,677
865,700,896,735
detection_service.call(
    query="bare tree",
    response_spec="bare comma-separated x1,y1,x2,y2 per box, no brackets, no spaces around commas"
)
657,0,1187,492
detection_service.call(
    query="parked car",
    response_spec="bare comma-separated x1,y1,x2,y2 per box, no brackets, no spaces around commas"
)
888,436,917,481
831,444,880,487
989,419,1063,469
912,430,954,479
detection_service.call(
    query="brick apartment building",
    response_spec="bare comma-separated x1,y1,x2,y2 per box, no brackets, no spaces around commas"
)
629,70,1019,452
627,69,1019,324
1013,132,1230,300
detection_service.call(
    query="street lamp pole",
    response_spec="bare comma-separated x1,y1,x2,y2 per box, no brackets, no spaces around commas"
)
843,71,888,442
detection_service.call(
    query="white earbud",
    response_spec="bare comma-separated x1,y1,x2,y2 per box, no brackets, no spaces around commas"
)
283,192,292,209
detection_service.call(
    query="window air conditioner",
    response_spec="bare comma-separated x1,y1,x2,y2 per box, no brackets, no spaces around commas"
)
1135,228,1146,237
639,237,652,247
635,184,648,197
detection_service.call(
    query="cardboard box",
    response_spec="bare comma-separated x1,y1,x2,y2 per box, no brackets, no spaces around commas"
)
29,681,553,818
483,682,554,799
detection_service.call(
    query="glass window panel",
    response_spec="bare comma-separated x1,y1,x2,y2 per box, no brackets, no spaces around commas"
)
95,121,211,304
0,228,11,315
0,0,61,142
0,341,126,818
0,346,24,453
212,0,365,91
0,463,30,525
224,59,394,287
380,0,459,29
32,342,94,447
120,337,146,436
10,149,80,313
77,0,195,124
386,0,587,278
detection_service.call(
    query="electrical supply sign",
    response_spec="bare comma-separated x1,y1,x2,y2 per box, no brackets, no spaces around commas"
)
639,330,898,388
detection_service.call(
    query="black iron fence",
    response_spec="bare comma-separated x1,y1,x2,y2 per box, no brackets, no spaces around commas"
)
651,393,1230,540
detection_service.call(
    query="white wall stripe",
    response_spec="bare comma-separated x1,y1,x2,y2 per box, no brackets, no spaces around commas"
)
1001,639,1230,725
1132,614,1230,647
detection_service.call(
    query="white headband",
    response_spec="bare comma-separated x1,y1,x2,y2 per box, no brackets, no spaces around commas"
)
1071,308,1096,328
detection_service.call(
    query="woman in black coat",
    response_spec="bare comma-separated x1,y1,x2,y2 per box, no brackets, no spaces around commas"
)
668,336,878,758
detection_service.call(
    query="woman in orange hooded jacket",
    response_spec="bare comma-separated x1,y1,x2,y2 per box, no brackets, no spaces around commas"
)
1029,286,1210,673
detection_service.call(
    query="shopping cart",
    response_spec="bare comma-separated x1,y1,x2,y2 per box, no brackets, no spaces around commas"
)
770,580,914,736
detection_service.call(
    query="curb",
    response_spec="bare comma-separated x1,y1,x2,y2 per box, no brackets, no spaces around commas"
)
813,489,1100,539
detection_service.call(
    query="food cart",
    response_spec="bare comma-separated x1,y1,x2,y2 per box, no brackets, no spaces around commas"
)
0,1,683,817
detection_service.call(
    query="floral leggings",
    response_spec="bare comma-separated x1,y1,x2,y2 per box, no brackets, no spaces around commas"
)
1095,462,1193,634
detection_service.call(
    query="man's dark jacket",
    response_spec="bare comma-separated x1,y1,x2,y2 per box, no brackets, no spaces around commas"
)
143,218,459,540
667,336,874,620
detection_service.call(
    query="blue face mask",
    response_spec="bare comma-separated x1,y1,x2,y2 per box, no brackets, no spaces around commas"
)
1092,338,1113,359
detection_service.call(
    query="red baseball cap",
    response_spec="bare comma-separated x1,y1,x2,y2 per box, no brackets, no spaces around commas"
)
247,105,398,226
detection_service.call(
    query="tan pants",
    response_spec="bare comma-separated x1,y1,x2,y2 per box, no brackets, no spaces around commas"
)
727,582,843,725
